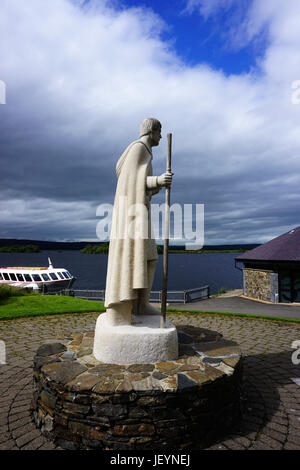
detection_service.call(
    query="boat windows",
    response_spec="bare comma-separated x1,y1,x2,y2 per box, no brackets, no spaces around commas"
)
0,273,3,280
42,273,50,281
32,274,42,282
66,271,72,278
17,274,24,282
24,274,32,282
58,272,65,280
49,273,58,281
62,272,69,279
9,273,17,281
3,273,10,281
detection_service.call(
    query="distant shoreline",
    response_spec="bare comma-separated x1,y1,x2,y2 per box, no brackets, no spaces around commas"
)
167,249,247,254
0,238,260,253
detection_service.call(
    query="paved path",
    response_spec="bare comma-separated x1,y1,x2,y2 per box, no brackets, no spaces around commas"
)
167,295,300,320
0,311,300,450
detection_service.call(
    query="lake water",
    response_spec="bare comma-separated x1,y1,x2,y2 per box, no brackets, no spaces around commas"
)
0,251,242,295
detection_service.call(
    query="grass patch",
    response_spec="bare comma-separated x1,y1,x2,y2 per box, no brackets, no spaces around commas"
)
216,287,227,295
0,284,33,300
166,308,300,324
0,294,105,320
2,294,299,324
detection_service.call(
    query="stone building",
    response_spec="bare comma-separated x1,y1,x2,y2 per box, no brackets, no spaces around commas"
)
235,227,300,303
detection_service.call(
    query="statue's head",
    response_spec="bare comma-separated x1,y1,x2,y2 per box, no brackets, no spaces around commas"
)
139,118,162,147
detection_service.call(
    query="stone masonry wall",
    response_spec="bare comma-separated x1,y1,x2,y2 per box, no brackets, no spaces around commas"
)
32,325,243,450
243,269,272,301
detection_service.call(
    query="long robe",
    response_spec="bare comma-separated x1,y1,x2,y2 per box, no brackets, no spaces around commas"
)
104,140,159,308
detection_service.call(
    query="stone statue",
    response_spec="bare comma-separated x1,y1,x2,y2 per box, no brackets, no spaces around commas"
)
104,118,172,326
93,118,178,364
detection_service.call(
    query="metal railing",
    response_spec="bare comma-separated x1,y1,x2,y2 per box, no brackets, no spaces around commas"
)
59,285,210,304
60,289,106,300
149,291,186,303
184,285,210,303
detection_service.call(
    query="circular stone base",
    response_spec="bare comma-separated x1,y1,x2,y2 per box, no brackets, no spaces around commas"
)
32,324,243,450
93,313,178,364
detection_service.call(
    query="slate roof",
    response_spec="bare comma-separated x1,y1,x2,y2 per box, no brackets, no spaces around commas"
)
236,227,300,261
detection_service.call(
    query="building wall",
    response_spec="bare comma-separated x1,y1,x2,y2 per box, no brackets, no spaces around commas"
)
243,268,273,302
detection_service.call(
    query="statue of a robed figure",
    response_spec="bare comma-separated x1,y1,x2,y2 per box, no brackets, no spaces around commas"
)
93,118,178,364
104,118,172,325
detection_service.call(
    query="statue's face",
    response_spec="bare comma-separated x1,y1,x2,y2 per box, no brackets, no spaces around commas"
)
150,127,162,147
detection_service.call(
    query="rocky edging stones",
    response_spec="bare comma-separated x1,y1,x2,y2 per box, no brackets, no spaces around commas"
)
31,324,243,450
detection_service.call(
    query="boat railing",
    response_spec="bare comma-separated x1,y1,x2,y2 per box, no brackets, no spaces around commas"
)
57,285,210,304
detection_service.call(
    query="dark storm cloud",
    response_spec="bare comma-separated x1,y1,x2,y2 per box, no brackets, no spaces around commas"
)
1,0,300,244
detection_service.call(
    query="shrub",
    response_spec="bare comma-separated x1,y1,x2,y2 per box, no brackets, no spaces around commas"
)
81,243,109,254
0,284,33,299
0,244,40,253
218,287,227,295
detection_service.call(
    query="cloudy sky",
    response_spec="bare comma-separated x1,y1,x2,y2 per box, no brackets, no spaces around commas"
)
1,0,300,245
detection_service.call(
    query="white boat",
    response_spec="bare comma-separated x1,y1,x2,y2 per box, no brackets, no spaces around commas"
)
0,257,76,293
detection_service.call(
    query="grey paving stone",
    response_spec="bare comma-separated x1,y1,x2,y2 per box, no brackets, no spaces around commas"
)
20,436,47,450
0,440,18,450
0,311,299,451
16,429,42,448
9,416,32,432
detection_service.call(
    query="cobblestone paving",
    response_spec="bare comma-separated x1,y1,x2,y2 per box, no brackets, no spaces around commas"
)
0,312,300,451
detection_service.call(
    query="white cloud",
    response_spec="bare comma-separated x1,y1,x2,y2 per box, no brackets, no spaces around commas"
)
1,0,300,244
184,0,237,19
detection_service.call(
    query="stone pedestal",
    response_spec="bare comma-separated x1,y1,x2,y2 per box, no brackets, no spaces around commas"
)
32,323,243,450
93,313,178,364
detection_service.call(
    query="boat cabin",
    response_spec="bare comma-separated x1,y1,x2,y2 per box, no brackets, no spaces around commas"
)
0,258,76,293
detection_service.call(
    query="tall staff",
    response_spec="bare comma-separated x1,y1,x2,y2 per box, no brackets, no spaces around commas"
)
160,133,172,328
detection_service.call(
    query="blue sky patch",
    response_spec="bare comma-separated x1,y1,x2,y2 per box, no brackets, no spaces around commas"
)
119,0,267,75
